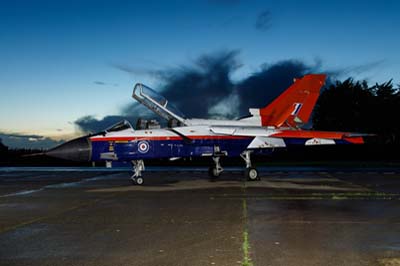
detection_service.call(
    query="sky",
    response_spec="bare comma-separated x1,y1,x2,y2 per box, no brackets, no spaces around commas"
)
0,0,399,149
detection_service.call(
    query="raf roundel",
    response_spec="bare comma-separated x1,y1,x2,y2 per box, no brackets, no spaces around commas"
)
138,141,150,153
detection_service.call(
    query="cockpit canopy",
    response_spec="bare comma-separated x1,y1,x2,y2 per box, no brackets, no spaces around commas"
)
105,120,133,133
132,83,186,123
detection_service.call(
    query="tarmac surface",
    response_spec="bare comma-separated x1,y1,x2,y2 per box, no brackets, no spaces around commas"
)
1,167,400,266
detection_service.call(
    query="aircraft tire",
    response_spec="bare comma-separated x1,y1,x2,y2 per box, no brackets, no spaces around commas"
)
208,166,220,179
136,177,144,185
245,167,259,181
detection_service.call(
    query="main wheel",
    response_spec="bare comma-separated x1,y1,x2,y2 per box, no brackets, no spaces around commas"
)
245,167,259,181
208,166,220,179
135,177,144,185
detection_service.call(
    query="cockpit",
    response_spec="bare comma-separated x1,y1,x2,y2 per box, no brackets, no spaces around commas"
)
105,120,133,133
103,84,187,133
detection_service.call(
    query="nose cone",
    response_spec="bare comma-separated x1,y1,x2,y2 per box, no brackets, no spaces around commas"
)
46,136,91,161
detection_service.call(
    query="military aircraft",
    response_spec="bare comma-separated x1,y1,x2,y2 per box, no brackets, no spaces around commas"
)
47,74,366,185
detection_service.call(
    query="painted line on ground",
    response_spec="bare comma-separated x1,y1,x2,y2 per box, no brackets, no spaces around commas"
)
241,182,253,266
0,173,120,198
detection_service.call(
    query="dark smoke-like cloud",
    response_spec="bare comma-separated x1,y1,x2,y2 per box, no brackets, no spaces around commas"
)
110,62,164,80
0,132,64,149
255,10,272,31
75,50,321,133
4,133,44,139
236,60,313,111
160,50,241,118
329,60,386,79
75,51,385,134
93,81,119,87
75,115,129,134
75,104,155,134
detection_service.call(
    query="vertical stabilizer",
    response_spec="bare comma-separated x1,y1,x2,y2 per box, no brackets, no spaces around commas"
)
259,74,326,127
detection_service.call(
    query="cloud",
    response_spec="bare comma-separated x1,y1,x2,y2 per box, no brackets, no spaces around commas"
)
110,62,164,79
208,91,240,118
236,60,315,112
336,60,385,77
76,50,386,135
77,50,242,132
74,115,129,134
158,50,241,118
346,60,385,75
74,104,154,134
318,60,386,86
255,10,272,31
93,81,119,87
4,133,45,139
0,132,64,149
75,50,320,133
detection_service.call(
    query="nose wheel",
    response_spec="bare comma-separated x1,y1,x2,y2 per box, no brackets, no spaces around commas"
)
131,160,145,185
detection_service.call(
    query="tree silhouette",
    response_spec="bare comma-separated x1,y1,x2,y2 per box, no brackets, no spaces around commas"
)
371,80,400,143
313,78,400,144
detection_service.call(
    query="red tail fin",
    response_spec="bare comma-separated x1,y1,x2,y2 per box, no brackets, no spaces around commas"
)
259,74,326,127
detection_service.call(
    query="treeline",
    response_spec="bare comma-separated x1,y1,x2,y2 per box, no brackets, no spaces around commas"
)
313,78,400,145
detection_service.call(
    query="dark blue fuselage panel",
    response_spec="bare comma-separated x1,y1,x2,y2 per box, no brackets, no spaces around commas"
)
91,138,253,162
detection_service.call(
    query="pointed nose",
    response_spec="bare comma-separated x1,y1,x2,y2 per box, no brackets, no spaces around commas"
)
46,136,91,161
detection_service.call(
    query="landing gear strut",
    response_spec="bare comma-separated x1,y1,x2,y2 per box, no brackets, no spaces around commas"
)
208,157,224,180
131,160,145,185
240,151,259,181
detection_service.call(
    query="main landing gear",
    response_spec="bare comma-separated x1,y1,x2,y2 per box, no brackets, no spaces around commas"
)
240,151,260,181
131,160,145,185
208,151,260,181
208,157,224,180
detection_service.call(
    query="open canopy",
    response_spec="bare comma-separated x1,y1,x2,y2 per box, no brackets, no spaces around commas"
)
132,83,186,123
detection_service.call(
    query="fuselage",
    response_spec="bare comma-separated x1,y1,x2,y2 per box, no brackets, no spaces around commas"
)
88,124,362,163
90,126,258,162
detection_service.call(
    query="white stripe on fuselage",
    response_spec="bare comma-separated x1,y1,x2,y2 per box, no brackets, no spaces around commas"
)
90,125,280,141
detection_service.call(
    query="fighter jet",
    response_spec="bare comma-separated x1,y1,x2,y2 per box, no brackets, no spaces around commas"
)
47,74,366,185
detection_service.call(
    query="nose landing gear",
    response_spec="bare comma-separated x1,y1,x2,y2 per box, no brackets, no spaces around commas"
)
131,160,145,185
